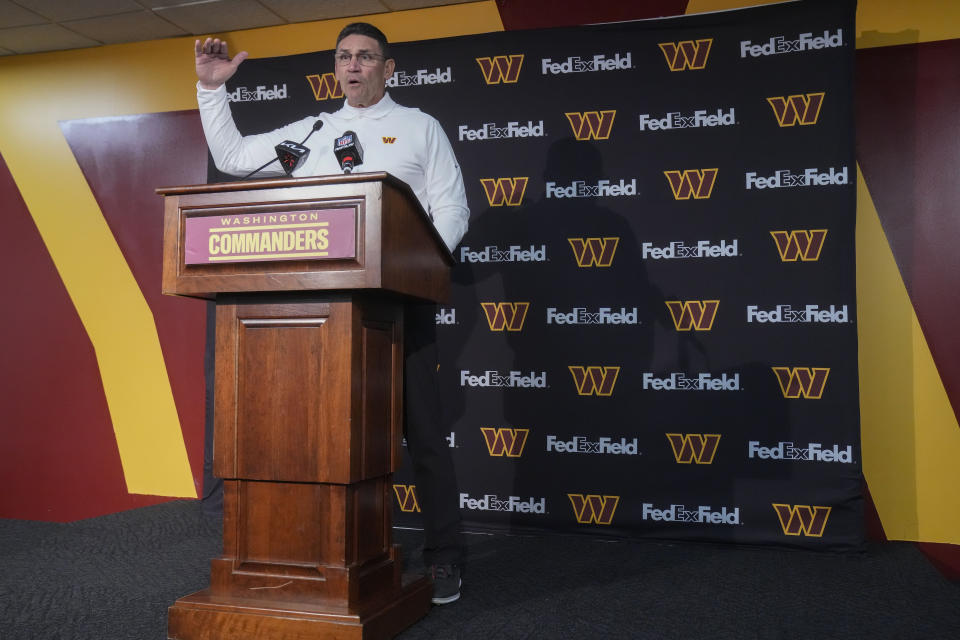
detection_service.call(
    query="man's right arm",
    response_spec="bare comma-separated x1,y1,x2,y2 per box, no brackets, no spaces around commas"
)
195,37,310,178
197,84,290,177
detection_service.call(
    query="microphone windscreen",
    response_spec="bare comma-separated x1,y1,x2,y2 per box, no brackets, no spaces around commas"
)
275,140,310,175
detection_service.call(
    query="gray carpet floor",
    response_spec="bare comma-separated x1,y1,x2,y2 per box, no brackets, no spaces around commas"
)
1,500,958,639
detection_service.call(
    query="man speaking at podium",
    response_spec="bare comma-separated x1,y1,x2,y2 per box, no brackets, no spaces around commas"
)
194,22,468,605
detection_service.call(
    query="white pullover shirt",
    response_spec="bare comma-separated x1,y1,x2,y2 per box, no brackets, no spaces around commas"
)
197,85,469,252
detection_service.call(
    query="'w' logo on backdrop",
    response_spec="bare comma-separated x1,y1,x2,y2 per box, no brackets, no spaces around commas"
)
664,169,718,199
476,55,524,84
568,366,620,396
306,73,343,100
666,434,721,464
568,494,619,525
772,367,830,399
665,300,719,331
565,110,616,140
393,484,420,512
568,237,618,267
480,428,529,457
659,39,712,70
767,92,825,126
480,302,529,331
480,177,528,206
770,230,827,261
772,504,831,537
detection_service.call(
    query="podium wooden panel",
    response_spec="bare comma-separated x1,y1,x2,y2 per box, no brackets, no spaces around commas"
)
159,173,452,640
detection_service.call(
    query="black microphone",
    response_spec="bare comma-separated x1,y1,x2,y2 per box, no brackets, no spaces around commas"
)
334,131,363,173
275,140,310,174
239,119,323,180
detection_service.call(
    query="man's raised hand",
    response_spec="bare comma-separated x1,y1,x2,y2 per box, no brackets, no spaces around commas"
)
195,37,249,90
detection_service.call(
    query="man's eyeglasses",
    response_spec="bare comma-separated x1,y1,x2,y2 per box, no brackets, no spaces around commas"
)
334,52,385,67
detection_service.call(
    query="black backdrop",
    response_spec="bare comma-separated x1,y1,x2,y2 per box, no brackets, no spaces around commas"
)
212,0,861,550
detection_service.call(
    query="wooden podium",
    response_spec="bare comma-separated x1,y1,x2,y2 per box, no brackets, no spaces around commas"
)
158,173,452,640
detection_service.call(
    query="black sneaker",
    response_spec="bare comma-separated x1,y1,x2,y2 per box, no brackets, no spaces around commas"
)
430,563,461,605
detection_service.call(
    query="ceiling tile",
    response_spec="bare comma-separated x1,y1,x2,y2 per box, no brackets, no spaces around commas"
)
0,0,46,28
0,22,99,53
64,10,188,44
155,0,286,35
12,0,144,22
258,0,387,22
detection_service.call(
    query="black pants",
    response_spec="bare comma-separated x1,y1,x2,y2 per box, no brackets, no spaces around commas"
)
403,302,463,567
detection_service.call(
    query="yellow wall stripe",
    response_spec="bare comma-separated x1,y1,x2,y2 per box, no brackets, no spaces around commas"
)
857,167,960,542
0,122,197,497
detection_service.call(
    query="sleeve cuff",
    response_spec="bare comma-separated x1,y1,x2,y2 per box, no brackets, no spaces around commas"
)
196,82,227,96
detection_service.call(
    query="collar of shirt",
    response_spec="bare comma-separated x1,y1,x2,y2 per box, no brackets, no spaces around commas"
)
336,92,398,121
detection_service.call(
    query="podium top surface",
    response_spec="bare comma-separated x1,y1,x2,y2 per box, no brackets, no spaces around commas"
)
158,171,402,197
